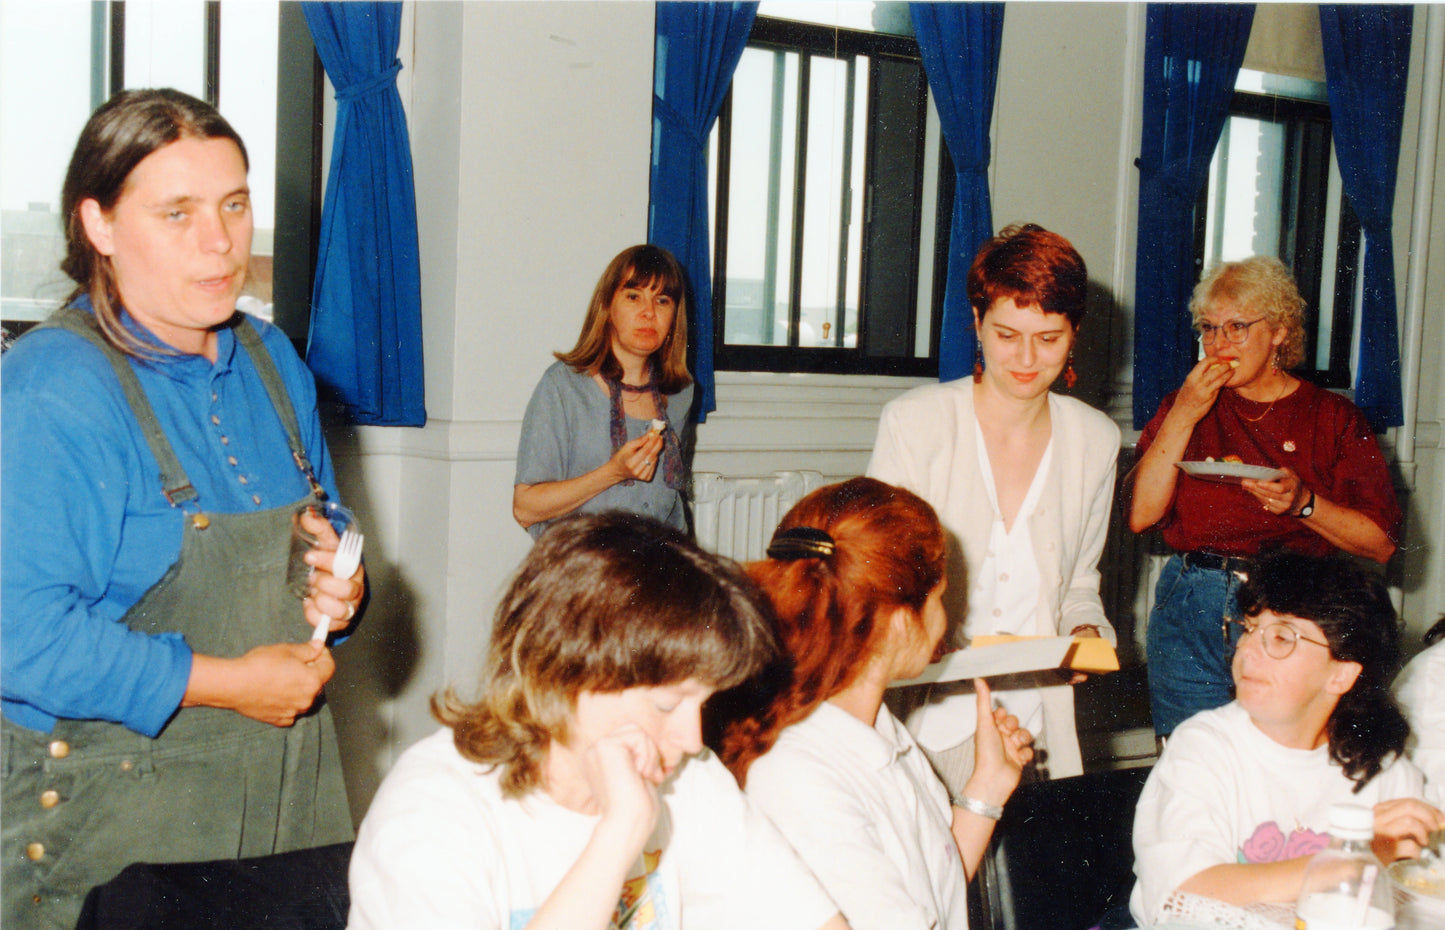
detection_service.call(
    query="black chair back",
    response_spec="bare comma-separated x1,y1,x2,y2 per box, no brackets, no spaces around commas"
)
973,766,1151,930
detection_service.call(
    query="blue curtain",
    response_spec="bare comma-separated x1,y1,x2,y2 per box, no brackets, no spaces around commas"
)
1319,5,1412,430
910,2,1005,384
649,1,757,421
302,2,425,426
1132,4,1253,428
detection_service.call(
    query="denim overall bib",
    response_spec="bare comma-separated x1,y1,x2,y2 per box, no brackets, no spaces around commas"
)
2,309,353,930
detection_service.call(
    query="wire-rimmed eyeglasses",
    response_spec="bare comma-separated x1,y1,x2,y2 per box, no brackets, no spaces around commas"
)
1223,617,1330,660
1196,318,1265,345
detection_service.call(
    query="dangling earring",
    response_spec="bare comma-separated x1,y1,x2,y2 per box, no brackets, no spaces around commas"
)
1064,349,1078,389
972,340,984,383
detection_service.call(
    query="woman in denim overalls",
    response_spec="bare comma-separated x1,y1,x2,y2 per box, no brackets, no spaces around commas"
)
1,89,364,929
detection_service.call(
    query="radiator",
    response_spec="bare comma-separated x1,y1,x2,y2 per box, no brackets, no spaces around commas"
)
691,470,829,562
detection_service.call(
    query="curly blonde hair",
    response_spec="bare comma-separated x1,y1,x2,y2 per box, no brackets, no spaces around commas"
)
1189,256,1306,369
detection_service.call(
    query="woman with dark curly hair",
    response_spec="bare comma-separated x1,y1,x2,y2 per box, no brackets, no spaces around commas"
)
717,478,1033,930
1130,550,1442,926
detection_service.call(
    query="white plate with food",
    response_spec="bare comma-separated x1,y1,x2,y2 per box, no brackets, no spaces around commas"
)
1176,461,1284,484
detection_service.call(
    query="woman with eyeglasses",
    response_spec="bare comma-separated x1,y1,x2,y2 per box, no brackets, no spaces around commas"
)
1129,257,1399,739
1129,550,1442,927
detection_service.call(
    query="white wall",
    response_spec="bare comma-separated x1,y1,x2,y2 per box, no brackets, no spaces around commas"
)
328,1,1445,819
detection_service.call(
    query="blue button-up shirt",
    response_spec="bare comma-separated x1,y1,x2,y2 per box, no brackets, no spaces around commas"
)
1,301,338,737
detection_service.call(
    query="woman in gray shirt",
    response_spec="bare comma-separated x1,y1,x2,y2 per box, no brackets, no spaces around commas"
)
513,245,693,539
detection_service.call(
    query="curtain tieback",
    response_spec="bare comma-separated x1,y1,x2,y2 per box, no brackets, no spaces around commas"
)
336,60,402,102
951,156,991,175
652,95,706,148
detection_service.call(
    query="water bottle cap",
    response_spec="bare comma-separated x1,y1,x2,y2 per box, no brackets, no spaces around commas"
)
1328,802,1374,839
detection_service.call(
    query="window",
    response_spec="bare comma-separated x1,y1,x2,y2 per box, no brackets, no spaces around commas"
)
0,0,321,344
708,4,951,376
1194,70,1360,389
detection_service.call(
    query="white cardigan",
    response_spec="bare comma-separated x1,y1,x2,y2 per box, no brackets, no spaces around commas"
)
868,381,1121,778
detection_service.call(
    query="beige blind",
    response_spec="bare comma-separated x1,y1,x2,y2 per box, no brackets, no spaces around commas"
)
1243,4,1326,83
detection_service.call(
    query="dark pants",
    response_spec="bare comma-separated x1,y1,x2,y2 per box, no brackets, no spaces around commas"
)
1145,555,1244,736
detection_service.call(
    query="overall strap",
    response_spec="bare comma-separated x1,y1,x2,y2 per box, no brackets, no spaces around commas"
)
231,317,326,499
40,307,198,508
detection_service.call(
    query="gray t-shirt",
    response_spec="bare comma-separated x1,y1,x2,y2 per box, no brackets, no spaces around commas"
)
515,361,692,539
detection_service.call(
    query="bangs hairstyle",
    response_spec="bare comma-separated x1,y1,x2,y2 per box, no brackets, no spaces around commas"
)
61,88,249,358
966,223,1088,327
1235,549,1407,790
1190,256,1306,369
555,244,692,394
435,512,776,798
716,477,946,783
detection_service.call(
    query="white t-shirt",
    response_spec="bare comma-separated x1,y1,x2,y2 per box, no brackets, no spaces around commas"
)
745,702,969,930
1129,701,1428,927
1394,639,1445,806
348,728,838,930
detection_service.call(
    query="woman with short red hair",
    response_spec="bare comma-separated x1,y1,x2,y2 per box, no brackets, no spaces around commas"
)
868,224,1120,785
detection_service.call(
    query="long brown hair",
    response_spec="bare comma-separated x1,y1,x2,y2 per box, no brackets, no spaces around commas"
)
715,478,946,783
554,244,692,393
434,512,776,799
61,88,249,357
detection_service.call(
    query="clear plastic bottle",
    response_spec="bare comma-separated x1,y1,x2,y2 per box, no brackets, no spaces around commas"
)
1294,803,1395,930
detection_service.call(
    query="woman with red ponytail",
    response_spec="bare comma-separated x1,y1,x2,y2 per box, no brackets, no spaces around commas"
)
716,477,1034,930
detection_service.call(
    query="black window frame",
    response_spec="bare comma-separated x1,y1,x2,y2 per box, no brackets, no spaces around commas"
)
710,15,952,377
1193,89,1360,390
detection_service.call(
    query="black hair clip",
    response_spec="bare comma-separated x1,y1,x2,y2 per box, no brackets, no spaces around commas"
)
766,526,836,561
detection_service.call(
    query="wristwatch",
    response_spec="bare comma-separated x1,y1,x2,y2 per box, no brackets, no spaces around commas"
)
1297,490,1316,518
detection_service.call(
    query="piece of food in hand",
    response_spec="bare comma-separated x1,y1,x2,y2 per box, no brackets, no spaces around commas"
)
1221,455,1244,464
649,418,667,435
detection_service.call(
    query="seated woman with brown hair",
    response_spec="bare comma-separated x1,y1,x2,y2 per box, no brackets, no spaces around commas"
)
349,512,849,930
716,477,1034,930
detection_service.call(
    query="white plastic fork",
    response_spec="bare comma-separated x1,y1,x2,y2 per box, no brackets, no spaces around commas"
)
312,528,364,643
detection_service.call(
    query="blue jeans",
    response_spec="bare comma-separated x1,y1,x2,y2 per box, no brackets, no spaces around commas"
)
1146,555,1245,736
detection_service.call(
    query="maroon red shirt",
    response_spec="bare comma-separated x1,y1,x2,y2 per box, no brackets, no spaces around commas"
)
1136,379,1400,557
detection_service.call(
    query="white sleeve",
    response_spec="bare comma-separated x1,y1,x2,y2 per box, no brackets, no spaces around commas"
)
866,400,919,491
1131,728,1242,925
347,754,504,930
1394,644,1445,797
675,755,839,930
746,753,937,930
1058,428,1119,641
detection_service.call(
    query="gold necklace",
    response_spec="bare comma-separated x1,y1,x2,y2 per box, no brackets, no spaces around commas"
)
1238,375,1292,423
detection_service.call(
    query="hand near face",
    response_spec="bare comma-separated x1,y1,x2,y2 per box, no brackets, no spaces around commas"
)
967,679,1034,807
581,723,665,853
1174,355,1236,423
1371,797,1445,862
610,432,664,485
